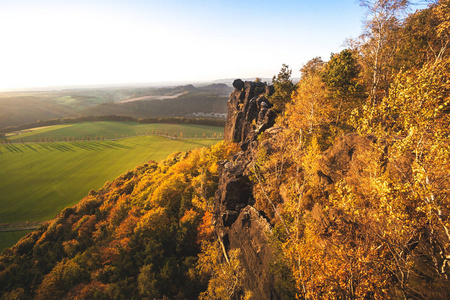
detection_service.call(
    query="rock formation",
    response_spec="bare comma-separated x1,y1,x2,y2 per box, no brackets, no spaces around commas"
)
216,81,392,298
225,79,276,146
214,79,281,299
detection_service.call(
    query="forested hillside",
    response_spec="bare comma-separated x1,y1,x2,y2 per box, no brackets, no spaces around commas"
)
1,0,449,299
84,93,227,120
215,0,450,298
241,0,450,298
0,142,238,299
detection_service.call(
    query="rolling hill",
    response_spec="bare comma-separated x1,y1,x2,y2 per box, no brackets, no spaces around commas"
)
0,84,231,130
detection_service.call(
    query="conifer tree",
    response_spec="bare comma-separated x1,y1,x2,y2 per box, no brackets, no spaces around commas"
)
270,64,296,113
321,49,363,125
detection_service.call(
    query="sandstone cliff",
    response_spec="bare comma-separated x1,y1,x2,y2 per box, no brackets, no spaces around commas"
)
214,79,281,299
214,80,384,299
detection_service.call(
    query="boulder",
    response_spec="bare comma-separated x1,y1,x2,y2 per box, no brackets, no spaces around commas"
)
232,79,245,91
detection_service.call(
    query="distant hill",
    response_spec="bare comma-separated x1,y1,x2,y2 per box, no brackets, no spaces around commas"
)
210,77,300,85
0,83,232,130
83,93,228,120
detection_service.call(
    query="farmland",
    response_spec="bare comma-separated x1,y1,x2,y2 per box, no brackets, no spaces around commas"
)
0,122,223,251
0,84,229,129
4,121,224,142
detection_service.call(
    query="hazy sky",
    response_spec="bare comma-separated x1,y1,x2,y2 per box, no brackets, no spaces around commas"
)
0,0,366,90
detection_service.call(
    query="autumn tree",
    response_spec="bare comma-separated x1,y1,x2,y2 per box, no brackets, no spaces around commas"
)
434,0,450,58
197,242,251,300
283,51,362,144
285,73,329,136
257,3,450,299
349,56,450,297
395,0,450,70
35,259,88,300
253,88,390,298
358,0,409,104
299,56,324,78
252,31,450,298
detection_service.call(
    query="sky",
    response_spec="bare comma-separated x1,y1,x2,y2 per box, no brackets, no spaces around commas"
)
0,0,367,90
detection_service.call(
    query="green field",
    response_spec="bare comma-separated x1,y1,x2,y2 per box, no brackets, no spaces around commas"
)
5,121,223,142
0,122,223,252
0,230,33,252
0,137,220,224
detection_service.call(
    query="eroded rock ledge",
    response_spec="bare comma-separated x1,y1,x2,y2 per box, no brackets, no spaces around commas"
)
214,79,280,299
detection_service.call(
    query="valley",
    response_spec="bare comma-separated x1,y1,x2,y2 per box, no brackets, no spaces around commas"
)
0,83,230,130
0,122,223,251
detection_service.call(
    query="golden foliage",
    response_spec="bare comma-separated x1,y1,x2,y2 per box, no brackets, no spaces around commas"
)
251,56,450,298
197,241,251,300
1,141,239,299
285,74,330,134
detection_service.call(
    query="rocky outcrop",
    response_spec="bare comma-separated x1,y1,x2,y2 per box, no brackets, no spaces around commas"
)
228,206,279,299
214,80,280,299
225,79,276,146
315,133,379,191
215,80,405,299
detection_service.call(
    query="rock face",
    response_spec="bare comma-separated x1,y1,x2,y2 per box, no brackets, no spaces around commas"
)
316,133,379,190
214,80,280,299
224,80,276,145
228,206,279,299
216,80,384,299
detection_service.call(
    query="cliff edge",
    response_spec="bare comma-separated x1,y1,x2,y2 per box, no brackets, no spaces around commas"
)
214,79,281,299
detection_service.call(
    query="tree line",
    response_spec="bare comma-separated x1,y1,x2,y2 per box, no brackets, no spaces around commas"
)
0,115,225,135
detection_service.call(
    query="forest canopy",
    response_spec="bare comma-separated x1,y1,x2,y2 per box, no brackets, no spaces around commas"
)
250,0,450,298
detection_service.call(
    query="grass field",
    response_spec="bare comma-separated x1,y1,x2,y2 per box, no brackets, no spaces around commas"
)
0,122,224,252
0,230,33,252
0,136,220,224
5,121,223,142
